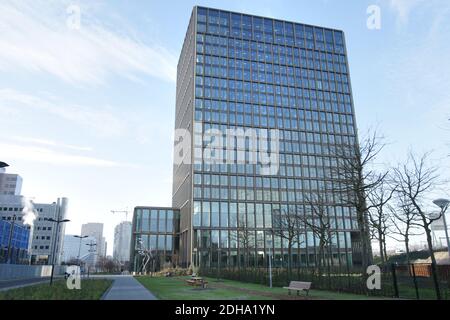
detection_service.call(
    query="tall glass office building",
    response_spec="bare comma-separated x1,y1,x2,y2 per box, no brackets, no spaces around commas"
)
173,6,362,269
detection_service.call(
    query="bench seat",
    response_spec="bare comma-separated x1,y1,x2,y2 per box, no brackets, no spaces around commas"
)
283,281,312,296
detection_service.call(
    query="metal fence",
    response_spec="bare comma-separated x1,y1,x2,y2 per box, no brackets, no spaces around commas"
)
389,263,450,300
0,264,66,281
201,263,450,300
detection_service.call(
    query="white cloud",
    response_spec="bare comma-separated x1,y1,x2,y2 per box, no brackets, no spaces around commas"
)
0,88,126,137
0,142,134,168
12,136,93,152
0,1,177,85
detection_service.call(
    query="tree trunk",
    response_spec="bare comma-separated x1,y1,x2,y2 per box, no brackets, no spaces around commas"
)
378,228,385,264
288,244,292,281
358,204,372,271
405,235,411,265
425,227,441,300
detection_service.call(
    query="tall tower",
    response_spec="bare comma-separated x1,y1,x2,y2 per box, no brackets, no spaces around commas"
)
173,6,362,269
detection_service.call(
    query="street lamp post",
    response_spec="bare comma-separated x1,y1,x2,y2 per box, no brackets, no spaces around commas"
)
48,217,70,285
74,235,89,266
267,239,273,289
85,241,96,277
433,199,450,258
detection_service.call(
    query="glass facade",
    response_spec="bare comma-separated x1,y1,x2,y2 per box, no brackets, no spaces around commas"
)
173,6,362,270
130,207,180,272
0,219,30,264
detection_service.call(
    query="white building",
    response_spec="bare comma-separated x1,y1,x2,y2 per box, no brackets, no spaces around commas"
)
101,237,107,258
81,223,105,262
62,234,97,266
0,195,68,264
113,221,131,263
0,172,23,196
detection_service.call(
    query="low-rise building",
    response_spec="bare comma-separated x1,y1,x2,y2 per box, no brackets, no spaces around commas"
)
0,219,31,264
130,207,180,273
0,195,68,264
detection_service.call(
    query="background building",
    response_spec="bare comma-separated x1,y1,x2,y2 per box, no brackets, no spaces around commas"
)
0,195,68,264
113,221,132,263
130,207,179,273
0,219,31,264
81,222,105,263
61,234,97,266
172,6,363,269
101,237,107,258
0,170,22,196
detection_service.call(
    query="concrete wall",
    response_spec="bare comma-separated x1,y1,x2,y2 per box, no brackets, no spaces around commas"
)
0,264,66,280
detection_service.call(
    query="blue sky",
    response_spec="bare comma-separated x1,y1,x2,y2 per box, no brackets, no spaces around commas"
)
0,0,449,254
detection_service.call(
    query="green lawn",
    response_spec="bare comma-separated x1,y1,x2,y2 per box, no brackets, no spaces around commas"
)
0,279,113,300
136,276,390,300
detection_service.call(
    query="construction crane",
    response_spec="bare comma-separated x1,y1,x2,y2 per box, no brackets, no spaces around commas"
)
111,209,129,222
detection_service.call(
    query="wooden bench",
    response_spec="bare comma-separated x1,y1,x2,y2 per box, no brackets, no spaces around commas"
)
185,278,208,289
283,281,312,296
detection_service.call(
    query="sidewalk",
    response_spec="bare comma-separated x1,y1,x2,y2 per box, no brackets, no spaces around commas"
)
101,275,157,300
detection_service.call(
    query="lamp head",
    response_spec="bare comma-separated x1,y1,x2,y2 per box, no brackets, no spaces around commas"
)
433,199,450,210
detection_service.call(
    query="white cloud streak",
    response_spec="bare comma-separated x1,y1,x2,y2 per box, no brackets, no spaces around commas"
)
0,88,126,137
0,0,177,85
0,142,134,168
12,136,93,152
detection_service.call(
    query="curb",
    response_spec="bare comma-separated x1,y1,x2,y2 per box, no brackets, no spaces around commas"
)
100,279,116,300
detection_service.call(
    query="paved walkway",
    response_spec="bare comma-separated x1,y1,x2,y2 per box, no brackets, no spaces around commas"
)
101,275,157,300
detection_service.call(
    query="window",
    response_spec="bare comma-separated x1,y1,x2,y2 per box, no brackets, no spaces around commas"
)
159,210,166,232
142,209,150,232
150,210,158,232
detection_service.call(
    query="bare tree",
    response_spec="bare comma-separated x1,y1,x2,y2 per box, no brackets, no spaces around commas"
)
231,217,255,268
393,152,444,299
272,208,304,279
331,130,387,271
300,193,333,277
367,178,395,264
388,195,422,265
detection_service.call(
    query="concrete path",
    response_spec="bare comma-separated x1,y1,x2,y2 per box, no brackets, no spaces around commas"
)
100,275,157,300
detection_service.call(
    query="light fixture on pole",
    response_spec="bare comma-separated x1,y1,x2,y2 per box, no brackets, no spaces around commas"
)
433,199,450,258
74,235,89,266
48,217,70,285
0,162,9,173
85,241,96,277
